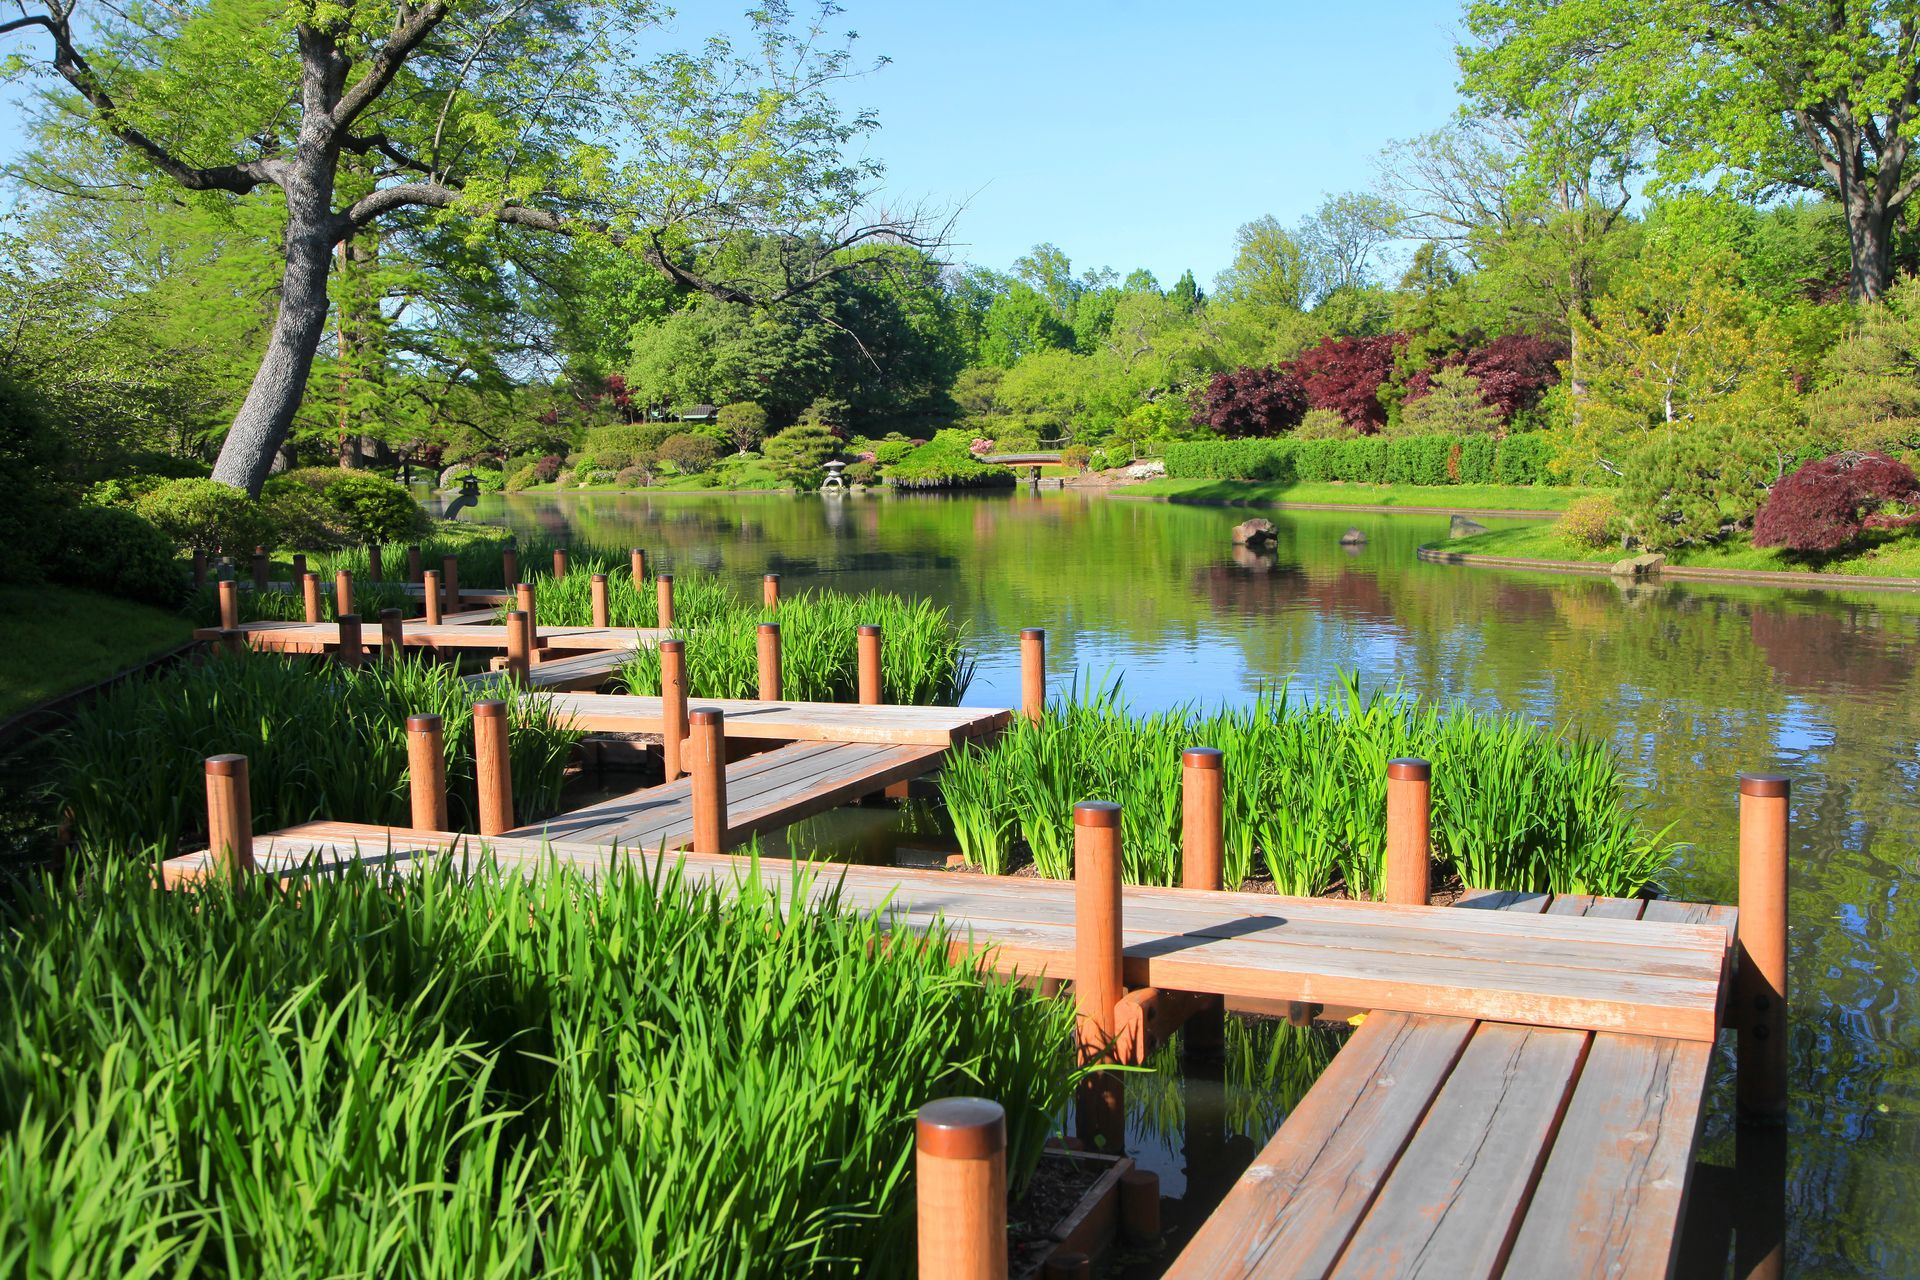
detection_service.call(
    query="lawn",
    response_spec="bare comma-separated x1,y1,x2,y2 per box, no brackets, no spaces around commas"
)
1124,477,1593,512
1439,522,1920,579
0,585,196,722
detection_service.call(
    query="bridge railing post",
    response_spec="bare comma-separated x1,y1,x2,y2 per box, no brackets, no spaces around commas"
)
660,639,688,782
590,572,610,628
763,573,780,608
423,570,443,624
505,610,531,685
657,573,675,629
1385,757,1432,906
251,546,269,593
1182,748,1224,891
1074,799,1125,1151
380,607,404,658
757,623,782,701
1020,628,1045,724
218,579,239,630
857,623,882,705
302,572,322,624
474,700,514,836
204,754,254,878
336,614,362,668
630,547,646,588
916,1097,1008,1280
406,714,448,830
689,707,728,853
441,555,460,616
1737,772,1790,1125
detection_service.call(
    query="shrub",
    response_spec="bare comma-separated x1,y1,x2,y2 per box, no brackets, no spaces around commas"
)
1395,366,1500,437
1560,495,1622,550
581,423,675,470
260,482,350,549
717,401,769,453
1753,450,1920,554
136,479,274,556
873,440,915,466
763,423,844,489
797,396,852,434
324,471,430,543
1494,433,1558,486
614,465,650,487
658,432,721,475
1060,444,1092,472
1620,423,1771,550
1196,366,1309,438
1406,334,1567,421
0,370,68,584
533,453,565,482
1287,334,1405,431
1456,435,1496,485
1383,435,1453,485
843,460,879,485
505,464,539,492
1293,408,1349,440
1163,439,1295,481
885,429,1017,491
47,505,188,607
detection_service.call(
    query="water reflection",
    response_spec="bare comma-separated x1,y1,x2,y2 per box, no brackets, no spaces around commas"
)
456,489,1920,1277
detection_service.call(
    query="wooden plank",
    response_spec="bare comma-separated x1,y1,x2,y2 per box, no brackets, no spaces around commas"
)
463,648,630,691
158,828,1728,1040
1329,1022,1589,1278
193,622,665,653
1500,1031,1711,1280
1164,1013,1474,1278
535,691,1012,745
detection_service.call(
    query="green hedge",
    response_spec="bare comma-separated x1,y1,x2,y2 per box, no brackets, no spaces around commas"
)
1162,432,1569,487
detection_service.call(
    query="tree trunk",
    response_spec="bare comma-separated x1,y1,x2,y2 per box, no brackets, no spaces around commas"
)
210,166,339,495
1845,185,1896,304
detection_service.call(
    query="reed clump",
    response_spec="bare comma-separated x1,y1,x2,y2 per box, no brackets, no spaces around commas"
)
0,855,1080,1276
939,676,1674,898
186,580,415,626
50,653,579,865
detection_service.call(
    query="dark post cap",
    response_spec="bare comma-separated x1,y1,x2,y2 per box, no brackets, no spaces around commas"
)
1739,772,1792,798
758,621,780,634
1021,627,1046,640
1387,757,1432,782
915,1097,1006,1159
204,754,248,777
1074,800,1122,828
591,572,606,582
472,700,507,719
1183,747,1224,770
689,707,724,726
379,608,401,620
659,638,684,653
407,713,444,732
858,623,882,636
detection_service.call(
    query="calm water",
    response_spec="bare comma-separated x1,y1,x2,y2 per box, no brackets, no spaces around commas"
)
464,488,1920,1277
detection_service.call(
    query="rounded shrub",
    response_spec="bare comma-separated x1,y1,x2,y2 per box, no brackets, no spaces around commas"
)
505,464,540,493
261,483,350,550
1060,444,1092,472
324,471,430,543
1753,450,1920,554
136,479,275,555
658,433,720,475
49,505,189,607
0,370,68,583
1559,495,1622,550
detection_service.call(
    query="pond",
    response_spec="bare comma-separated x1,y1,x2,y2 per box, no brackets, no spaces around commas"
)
458,487,1920,1277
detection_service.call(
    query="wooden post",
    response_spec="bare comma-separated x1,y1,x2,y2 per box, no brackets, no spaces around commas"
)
1020,627,1045,724
1182,747,1224,891
516,582,538,649
191,547,207,589
334,569,353,617
301,572,322,623
629,547,646,588
552,547,569,579
251,546,269,592
406,713,448,830
422,570,443,624
1074,799,1125,1150
502,544,518,588
1384,757,1431,906
1737,772,1791,1124
505,611,531,685
203,754,254,877
857,623,882,705
218,628,246,656
590,573,610,628
380,607,404,658
406,544,422,583
1041,1255,1091,1280
757,623,782,700
441,555,460,615
290,552,306,583
915,1097,1009,1280
218,579,239,629
689,707,727,854
336,614,363,668
657,574,675,628
660,639,688,782
474,700,514,836
1120,1169,1162,1244
367,544,383,581
763,573,780,608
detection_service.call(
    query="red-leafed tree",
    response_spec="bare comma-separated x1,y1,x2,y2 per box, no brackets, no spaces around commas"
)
1287,334,1406,432
1753,451,1920,553
1407,334,1567,421
1195,366,1310,438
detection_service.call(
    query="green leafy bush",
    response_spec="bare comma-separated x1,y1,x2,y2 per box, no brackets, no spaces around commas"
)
873,439,917,465
763,423,844,490
323,471,430,543
136,478,275,555
0,370,70,583
886,429,1016,491
1559,494,1622,550
505,463,539,492
716,401,769,453
1165,433,1568,489
260,482,350,549
1493,432,1557,485
0,858,1078,1276
658,432,721,474
1382,435,1453,486
843,460,879,485
47,505,189,607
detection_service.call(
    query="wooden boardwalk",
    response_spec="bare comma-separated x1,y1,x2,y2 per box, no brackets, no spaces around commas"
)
160,830,1729,1044
531,691,1011,745
1165,888,1733,1279
195,619,666,654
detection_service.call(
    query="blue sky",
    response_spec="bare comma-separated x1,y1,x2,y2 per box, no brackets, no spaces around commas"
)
0,2,1467,284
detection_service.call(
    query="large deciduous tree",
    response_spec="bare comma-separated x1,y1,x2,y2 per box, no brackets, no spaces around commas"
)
1461,0,1920,303
1,0,929,493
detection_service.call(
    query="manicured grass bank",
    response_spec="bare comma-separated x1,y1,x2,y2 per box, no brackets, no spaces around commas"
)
0,858,1078,1275
1438,522,1920,580
1123,477,1592,513
0,586,195,722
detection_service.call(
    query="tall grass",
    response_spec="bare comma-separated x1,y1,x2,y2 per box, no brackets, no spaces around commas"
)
50,653,580,864
0,855,1081,1276
186,580,416,626
938,675,1674,898
310,523,534,590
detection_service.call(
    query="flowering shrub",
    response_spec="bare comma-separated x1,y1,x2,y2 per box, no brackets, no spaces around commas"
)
1195,366,1309,438
1753,451,1920,554
969,437,995,456
1560,495,1622,550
